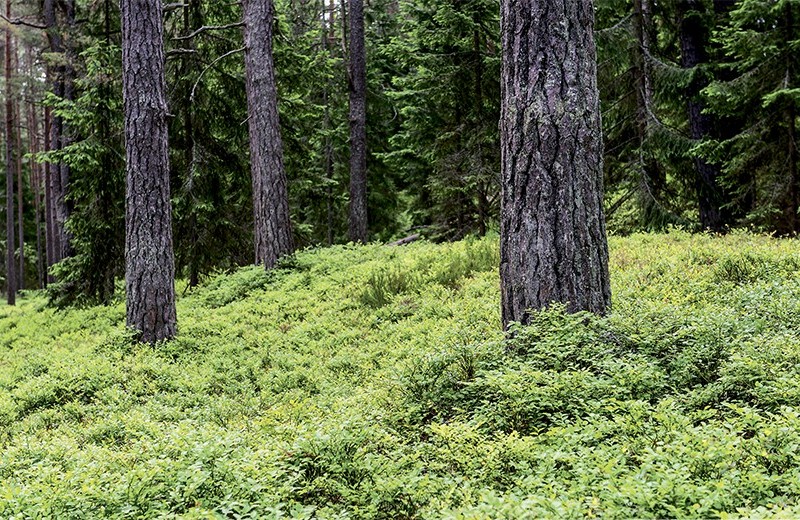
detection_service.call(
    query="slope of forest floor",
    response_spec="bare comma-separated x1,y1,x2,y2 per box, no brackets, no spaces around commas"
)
2,231,800,518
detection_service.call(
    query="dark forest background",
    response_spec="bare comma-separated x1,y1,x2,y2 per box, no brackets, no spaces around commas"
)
1,0,798,305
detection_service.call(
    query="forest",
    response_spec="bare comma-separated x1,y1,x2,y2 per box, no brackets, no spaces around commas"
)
2,0,800,517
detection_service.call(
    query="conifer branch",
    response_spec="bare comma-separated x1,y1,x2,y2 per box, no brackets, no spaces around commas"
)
173,22,245,41
0,13,47,30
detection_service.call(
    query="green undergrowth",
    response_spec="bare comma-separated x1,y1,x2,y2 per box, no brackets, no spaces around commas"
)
2,231,800,518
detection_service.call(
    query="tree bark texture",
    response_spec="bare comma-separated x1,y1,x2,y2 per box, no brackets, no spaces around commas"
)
242,0,294,268
499,0,611,328
121,0,177,343
680,0,729,232
4,4,15,305
347,0,367,243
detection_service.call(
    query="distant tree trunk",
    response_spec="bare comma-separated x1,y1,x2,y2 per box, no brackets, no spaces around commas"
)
499,0,610,328
785,1,799,233
121,0,177,343
5,0,16,305
181,0,200,288
15,52,24,289
323,0,335,246
43,0,74,265
633,0,664,222
24,44,44,289
242,0,294,268
27,99,44,289
680,0,729,232
347,0,367,243
43,104,54,284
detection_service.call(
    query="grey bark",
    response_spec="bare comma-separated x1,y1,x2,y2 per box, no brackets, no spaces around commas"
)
4,2,15,305
347,0,367,243
499,0,611,328
121,0,177,343
242,0,294,268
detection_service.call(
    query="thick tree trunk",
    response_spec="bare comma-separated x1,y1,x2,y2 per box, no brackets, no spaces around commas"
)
680,0,729,232
121,0,177,343
4,0,15,305
499,0,611,328
347,0,367,243
242,0,294,268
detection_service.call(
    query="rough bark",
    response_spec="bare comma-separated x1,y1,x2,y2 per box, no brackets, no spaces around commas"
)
4,2,15,305
680,0,730,232
499,0,611,328
242,0,294,268
347,0,367,243
121,0,177,343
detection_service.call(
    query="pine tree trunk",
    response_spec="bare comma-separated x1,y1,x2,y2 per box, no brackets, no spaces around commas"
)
27,99,44,289
242,0,294,268
633,0,664,221
785,1,799,233
121,0,177,343
43,0,74,264
24,44,43,289
323,0,334,246
499,0,610,328
680,0,729,232
15,66,24,290
43,104,54,284
347,0,367,243
5,0,15,305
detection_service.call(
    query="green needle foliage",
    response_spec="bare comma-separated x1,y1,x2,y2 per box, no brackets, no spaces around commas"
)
705,0,800,234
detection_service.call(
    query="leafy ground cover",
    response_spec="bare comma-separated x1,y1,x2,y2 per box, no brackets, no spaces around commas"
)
2,231,800,518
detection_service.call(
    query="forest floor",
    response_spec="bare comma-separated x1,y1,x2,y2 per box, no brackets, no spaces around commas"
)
2,231,800,518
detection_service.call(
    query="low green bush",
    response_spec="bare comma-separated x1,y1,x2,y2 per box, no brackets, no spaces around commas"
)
2,231,800,518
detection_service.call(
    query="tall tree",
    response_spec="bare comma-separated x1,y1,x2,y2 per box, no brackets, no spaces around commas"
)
499,0,610,328
680,0,730,231
121,0,177,342
242,0,294,267
347,0,367,242
705,0,799,234
14,42,22,289
42,0,75,266
4,0,15,305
